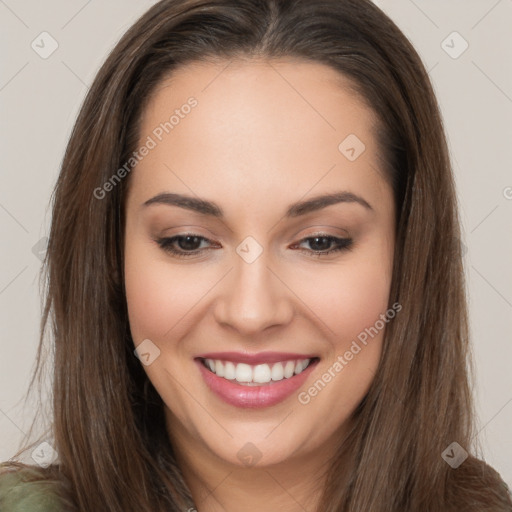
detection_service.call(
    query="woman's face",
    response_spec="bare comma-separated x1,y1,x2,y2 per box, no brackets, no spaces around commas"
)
124,58,396,469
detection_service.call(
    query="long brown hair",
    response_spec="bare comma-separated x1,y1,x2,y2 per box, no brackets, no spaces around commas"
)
2,0,511,510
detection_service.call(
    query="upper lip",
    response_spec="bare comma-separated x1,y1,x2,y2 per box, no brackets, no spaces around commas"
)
195,351,318,365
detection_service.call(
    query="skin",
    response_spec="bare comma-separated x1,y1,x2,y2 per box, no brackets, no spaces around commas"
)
123,58,396,512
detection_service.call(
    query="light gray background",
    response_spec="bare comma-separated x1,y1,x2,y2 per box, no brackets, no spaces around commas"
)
1,0,511,486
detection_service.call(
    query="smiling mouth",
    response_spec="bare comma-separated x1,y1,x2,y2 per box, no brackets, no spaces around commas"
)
198,357,320,386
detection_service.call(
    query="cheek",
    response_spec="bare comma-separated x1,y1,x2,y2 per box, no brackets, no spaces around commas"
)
124,238,203,343
333,263,391,339
125,234,393,347
293,257,392,347
292,245,392,404
292,263,391,434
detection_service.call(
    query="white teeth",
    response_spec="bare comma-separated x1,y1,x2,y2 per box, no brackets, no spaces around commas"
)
253,364,271,383
203,358,313,384
284,360,295,378
294,360,305,374
224,361,236,380
235,363,253,383
271,362,284,381
215,359,225,377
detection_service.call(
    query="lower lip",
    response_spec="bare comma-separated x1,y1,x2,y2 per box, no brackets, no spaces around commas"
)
195,358,319,409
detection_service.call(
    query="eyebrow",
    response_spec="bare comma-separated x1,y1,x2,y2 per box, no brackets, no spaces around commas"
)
142,190,373,217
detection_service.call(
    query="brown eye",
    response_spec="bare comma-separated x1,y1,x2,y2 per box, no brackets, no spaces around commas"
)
294,235,353,257
155,234,214,258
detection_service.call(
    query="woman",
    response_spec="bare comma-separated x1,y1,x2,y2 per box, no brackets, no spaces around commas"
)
1,0,510,510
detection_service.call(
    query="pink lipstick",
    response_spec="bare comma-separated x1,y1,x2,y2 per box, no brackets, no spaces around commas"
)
194,353,319,408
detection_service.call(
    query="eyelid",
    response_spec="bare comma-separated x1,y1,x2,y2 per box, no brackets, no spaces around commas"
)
155,230,353,259
156,226,350,247
292,224,351,239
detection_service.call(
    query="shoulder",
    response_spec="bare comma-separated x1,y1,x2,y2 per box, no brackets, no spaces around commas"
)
446,455,512,511
0,465,65,512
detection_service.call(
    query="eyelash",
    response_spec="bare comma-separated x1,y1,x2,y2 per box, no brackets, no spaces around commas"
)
155,233,353,259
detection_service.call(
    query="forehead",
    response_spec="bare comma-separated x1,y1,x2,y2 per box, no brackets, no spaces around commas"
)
128,58,389,218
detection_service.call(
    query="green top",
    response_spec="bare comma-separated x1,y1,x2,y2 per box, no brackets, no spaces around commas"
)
0,469,63,511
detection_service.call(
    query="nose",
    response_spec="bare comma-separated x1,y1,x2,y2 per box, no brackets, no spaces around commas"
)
213,250,294,336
